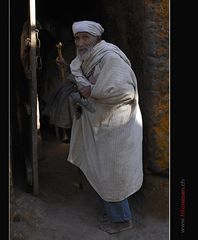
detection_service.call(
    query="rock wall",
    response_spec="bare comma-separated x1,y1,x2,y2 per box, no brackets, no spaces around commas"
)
143,0,169,174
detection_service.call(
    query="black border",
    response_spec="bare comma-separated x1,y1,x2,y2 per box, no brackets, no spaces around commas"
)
0,0,9,239
171,1,195,239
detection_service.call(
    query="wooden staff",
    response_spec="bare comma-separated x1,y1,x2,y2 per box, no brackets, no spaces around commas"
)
56,42,65,81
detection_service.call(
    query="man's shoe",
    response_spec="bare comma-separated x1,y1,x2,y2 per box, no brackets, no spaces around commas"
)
99,220,133,234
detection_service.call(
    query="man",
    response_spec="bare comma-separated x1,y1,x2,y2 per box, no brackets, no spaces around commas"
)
57,20,143,234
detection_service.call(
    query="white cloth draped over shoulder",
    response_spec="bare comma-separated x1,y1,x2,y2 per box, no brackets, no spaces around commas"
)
68,40,143,202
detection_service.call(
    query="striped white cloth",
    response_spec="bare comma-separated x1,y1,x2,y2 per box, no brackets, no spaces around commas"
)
68,40,143,201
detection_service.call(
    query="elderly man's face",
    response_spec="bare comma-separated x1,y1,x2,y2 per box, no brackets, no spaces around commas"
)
74,32,99,60
74,32,98,48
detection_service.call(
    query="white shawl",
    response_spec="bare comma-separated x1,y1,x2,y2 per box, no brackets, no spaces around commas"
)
68,40,143,201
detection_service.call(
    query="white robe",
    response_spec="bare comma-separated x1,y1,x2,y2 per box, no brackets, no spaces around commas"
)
68,40,143,201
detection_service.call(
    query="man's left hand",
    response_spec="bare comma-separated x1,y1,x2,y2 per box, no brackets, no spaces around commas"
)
79,86,91,98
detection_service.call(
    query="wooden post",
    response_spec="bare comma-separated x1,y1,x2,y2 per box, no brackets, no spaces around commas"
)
29,0,39,195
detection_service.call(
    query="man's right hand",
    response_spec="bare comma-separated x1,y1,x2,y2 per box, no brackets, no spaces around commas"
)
79,85,91,98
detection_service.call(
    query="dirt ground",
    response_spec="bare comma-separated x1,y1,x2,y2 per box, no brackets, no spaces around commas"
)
10,131,169,240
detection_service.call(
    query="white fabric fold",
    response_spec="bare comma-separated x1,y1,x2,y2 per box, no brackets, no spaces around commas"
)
81,40,131,77
72,20,104,36
70,56,91,88
68,40,143,202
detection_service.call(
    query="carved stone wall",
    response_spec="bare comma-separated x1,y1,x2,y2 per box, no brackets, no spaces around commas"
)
143,0,169,174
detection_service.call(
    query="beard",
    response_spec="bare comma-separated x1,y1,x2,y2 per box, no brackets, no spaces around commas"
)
77,46,93,61
76,39,98,61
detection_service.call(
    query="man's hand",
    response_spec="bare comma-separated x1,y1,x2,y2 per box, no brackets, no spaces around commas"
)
56,56,69,69
79,86,91,98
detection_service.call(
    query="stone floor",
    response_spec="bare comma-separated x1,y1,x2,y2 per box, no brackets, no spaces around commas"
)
10,133,169,240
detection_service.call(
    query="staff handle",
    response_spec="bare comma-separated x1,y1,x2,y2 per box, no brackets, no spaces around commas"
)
56,42,65,81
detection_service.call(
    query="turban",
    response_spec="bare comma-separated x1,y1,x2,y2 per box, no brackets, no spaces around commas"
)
72,20,104,36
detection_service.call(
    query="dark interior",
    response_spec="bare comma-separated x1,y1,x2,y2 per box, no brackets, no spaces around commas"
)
10,0,144,189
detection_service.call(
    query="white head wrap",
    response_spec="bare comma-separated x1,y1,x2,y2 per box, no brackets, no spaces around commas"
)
72,20,104,36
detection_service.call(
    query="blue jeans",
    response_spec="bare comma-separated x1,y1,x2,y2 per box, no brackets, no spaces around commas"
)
97,195,132,222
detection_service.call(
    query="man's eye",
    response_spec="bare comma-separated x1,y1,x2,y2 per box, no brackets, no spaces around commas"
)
83,36,89,39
